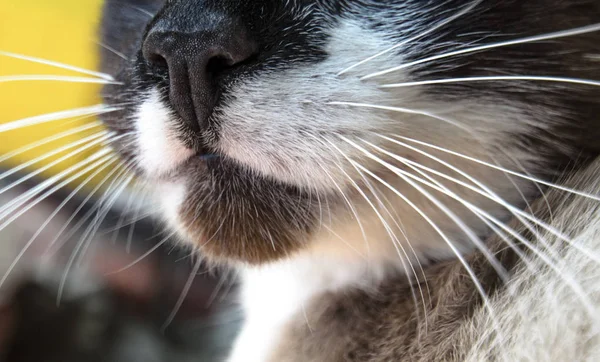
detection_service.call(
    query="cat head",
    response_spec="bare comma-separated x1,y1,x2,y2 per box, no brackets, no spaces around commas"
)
99,0,600,266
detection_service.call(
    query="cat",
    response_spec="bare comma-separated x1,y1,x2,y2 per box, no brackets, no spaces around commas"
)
97,0,600,360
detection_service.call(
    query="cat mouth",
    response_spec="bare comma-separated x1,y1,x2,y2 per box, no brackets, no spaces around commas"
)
142,152,222,184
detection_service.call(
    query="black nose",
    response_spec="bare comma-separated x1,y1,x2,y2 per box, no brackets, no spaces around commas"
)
142,22,256,132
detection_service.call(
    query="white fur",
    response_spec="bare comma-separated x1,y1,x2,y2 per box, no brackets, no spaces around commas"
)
156,181,186,231
134,88,195,177
228,253,393,362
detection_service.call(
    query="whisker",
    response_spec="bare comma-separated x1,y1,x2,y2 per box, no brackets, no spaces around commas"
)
341,136,510,282
0,147,115,227
0,121,103,164
0,154,116,288
0,132,112,197
315,162,370,256
366,136,582,255
336,0,483,75
205,269,233,308
106,231,177,275
329,139,432,271
95,40,128,60
127,187,151,252
68,158,137,260
104,211,152,239
103,181,148,249
58,172,134,304
0,75,121,85
320,225,366,258
109,183,139,245
494,150,542,217
161,256,203,332
0,150,113,260
0,104,119,133
380,75,600,88
43,159,132,258
0,131,107,181
394,135,600,201
345,155,508,352
478,213,598,318
0,50,115,80
362,22,600,80
74,172,135,268
359,137,599,318
366,138,534,267
125,3,154,18
318,136,430,328
327,101,469,132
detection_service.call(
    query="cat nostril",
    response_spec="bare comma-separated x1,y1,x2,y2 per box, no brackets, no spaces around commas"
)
142,33,175,69
141,28,257,133
145,52,168,69
206,55,236,79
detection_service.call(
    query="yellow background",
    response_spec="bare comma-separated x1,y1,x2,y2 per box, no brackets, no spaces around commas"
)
0,0,106,180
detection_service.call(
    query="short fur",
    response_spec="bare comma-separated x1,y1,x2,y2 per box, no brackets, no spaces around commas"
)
98,0,600,361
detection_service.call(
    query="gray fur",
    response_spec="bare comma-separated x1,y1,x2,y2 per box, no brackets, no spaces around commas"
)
271,157,600,361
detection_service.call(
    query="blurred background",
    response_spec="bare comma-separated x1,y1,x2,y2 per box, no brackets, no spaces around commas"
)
0,1,241,361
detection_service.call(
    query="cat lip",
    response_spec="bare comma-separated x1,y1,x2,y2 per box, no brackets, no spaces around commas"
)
197,154,220,161
141,153,221,182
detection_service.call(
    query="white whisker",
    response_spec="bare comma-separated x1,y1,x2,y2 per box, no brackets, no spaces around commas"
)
127,186,151,252
366,139,534,269
380,75,600,88
394,135,600,201
0,154,116,288
58,172,134,304
341,136,510,282
0,149,112,237
367,136,579,254
345,155,508,353
362,23,600,79
336,0,483,75
161,255,203,332
0,131,107,181
0,50,115,80
107,231,177,275
74,172,135,268
0,105,119,133
43,159,132,258
0,146,115,227
358,137,599,319
317,163,370,256
109,184,140,247
318,136,430,328
95,40,128,60
327,101,469,132
320,225,366,258
0,132,112,197
126,3,154,18
0,121,103,164
0,75,121,85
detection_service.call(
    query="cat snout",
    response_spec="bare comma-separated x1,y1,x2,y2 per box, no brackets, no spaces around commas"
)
142,18,257,133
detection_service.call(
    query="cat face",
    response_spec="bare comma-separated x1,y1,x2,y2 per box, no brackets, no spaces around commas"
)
99,0,600,265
